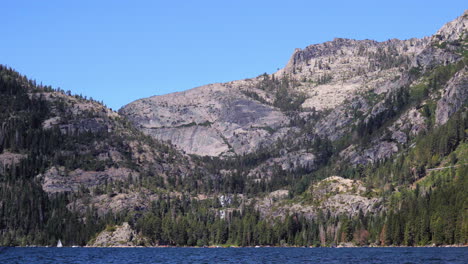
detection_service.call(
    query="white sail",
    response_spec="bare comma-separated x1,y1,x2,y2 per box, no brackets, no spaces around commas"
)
57,239,63,248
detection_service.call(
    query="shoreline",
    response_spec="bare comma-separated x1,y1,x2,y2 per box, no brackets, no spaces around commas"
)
6,244,468,249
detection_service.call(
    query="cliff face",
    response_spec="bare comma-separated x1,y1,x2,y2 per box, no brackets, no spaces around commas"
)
435,68,468,126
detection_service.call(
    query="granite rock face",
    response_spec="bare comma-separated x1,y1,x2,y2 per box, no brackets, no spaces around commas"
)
69,190,159,217
309,176,382,217
248,150,316,180
340,142,399,166
435,67,468,126
120,83,289,157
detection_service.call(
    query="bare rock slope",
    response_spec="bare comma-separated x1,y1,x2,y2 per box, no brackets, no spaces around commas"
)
120,83,288,156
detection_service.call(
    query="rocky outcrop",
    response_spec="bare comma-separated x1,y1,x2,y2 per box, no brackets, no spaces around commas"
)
257,176,382,220
37,166,138,194
255,189,289,217
282,37,427,110
57,118,110,135
309,176,381,216
435,67,468,126
415,11,466,70
146,125,230,156
313,104,355,141
69,189,159,216
340,142,399,165
248,150,316,179
87,222,149,247
434,10,468,42
387,108,427,143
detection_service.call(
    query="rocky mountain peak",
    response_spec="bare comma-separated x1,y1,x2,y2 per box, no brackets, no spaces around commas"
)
434,10,467,42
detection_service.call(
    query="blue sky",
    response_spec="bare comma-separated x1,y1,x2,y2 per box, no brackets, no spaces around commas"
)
1,1,466,110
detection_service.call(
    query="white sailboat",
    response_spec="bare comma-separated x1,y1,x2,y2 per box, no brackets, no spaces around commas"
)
57,239,63,248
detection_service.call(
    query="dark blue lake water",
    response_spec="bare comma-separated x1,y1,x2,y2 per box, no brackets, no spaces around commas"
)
0,247,466,264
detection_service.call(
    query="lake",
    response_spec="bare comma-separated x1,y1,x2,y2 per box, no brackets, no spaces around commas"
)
0,247,466,263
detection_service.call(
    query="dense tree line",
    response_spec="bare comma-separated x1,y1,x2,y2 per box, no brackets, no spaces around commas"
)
134,197,362,247
134,163,467,247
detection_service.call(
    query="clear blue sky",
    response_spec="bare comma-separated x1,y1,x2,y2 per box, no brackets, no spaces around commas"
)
1,1,466,110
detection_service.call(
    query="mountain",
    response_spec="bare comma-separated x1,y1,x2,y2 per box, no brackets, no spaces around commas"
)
0,11,467,247
120,12,466,159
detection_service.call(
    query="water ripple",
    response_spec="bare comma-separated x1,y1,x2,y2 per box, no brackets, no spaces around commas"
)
0,247,466,264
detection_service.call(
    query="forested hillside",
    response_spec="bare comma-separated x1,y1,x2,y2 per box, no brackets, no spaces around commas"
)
0,65,205,245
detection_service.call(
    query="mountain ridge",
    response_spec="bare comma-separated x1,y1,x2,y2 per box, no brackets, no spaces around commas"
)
120,10,466,158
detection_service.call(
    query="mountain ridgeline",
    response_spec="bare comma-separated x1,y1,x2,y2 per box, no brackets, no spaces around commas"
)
0,11,467,247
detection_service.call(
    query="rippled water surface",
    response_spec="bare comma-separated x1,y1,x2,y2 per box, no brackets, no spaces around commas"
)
0,247,467,264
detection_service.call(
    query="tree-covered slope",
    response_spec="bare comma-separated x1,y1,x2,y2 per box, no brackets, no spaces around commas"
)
0,65,208,246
